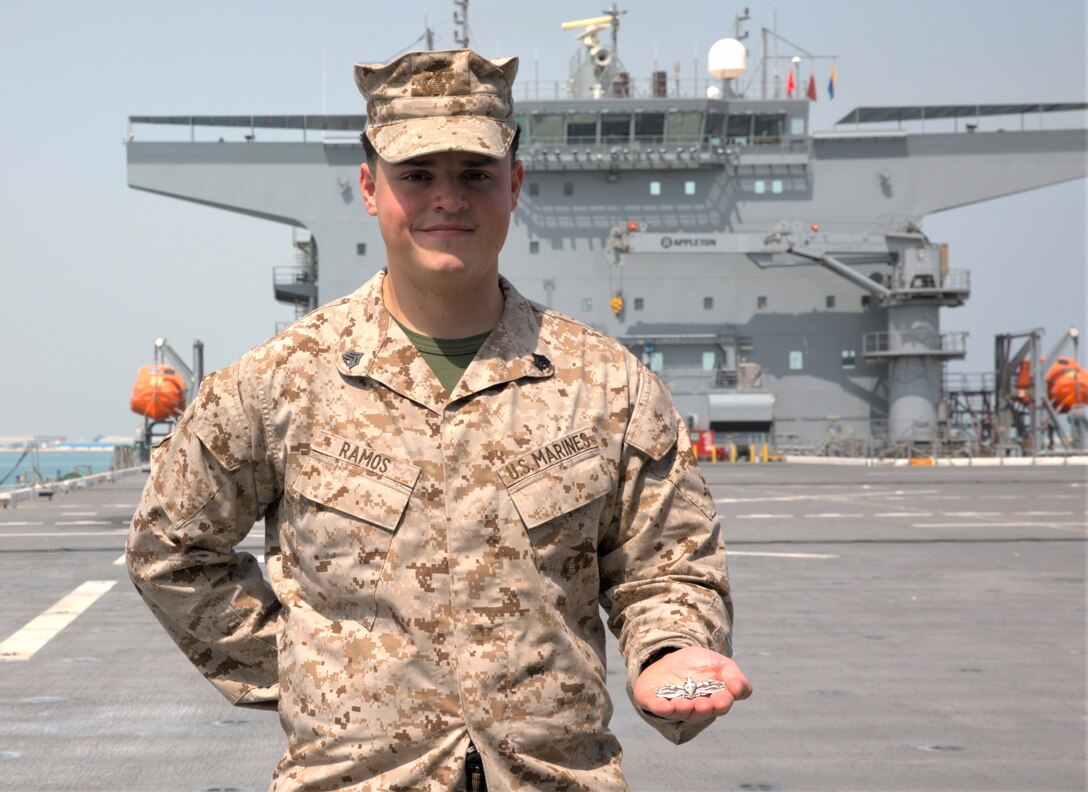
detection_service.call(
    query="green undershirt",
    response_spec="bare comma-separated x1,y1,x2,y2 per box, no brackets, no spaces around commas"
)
394,319,491,394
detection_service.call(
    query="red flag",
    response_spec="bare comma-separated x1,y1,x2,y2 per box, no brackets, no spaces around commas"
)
786,68,796,97
806,73,817,101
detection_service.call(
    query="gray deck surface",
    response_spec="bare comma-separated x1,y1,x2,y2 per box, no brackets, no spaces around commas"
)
0,463,1084,791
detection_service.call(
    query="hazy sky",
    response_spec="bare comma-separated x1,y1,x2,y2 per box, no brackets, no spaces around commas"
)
1,0,1084,439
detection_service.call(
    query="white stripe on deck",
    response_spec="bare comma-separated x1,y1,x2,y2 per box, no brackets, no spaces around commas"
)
0,581,116,661
716,489,940,505
56,520,112,526
0,522,44,527
730,551,838,559
913,521,1086,530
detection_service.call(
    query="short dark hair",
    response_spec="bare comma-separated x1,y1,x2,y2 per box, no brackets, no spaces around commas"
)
362,124,521,171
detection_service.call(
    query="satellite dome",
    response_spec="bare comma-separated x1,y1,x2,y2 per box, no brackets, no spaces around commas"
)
707,38,747,80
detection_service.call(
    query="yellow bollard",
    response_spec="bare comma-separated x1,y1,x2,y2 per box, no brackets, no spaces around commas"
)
761,443,769,463
729,444,737,463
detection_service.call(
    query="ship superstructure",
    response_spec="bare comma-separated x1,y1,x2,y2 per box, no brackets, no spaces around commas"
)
124,9,1087,453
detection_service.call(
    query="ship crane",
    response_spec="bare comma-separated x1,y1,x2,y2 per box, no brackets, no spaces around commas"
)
612,223,970,448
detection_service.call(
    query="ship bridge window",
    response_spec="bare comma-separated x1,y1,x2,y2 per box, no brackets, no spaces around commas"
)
705,112,725,145
726,114,750,144
667,111,702,143
601,113,632,143
790,116,806,136
753,114,785,144
530,113,564,145
566,113,598,144
634,112,665,143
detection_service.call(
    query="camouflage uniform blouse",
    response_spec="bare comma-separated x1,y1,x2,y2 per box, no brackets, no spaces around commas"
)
127,271,733,791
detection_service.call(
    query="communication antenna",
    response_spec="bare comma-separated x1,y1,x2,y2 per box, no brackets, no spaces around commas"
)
453,0,469,48
561,14,614,69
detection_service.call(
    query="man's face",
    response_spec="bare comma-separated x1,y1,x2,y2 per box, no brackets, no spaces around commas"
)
360,149,524,285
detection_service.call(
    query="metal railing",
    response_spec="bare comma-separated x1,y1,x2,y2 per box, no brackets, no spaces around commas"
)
943,371,996,394
863,330,968,357
0,467,146,509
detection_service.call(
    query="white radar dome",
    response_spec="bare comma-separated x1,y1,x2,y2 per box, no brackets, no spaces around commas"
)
706,85,722,99
707,38,747,80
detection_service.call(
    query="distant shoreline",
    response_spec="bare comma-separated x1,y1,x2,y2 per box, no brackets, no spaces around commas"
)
0,446,124,454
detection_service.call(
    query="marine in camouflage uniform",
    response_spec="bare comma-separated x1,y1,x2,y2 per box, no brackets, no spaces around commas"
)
127,49,750,791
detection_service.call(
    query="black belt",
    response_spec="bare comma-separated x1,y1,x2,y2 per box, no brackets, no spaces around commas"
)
465,743,486,792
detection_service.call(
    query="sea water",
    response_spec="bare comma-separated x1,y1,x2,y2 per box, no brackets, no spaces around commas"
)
0,449,136,490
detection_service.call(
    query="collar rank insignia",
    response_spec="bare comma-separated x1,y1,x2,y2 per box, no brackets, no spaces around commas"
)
532,353,551,372
342,351,362,369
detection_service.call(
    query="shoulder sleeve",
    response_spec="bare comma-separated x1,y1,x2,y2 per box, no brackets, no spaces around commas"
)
600,362,734,743
126,359,282,708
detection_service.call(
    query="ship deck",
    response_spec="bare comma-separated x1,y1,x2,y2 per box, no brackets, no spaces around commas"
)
1,464,1084,791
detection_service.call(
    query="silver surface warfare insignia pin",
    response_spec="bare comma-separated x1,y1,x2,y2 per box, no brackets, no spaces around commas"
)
655,676,727,700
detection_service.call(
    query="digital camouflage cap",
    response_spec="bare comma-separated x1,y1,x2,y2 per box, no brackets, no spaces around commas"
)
354,49,519,164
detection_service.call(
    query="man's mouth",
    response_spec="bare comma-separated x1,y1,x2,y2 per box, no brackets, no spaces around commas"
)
421,223,473,234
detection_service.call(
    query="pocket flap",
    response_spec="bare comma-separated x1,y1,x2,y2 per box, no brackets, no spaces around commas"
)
293,439,418,532
505,448,612,529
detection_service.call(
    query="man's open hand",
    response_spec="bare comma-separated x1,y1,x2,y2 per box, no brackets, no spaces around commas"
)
633,646,752,724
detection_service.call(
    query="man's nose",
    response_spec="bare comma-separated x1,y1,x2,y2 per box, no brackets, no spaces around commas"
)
430,176,469,212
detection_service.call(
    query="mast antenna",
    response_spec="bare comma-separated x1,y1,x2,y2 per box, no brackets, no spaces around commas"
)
453,0,469,48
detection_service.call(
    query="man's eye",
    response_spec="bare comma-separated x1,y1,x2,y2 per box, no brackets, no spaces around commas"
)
465,171,491,181
402,172,429,182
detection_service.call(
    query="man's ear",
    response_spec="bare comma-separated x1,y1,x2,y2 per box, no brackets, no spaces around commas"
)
509,159,525,211
360,162,378,217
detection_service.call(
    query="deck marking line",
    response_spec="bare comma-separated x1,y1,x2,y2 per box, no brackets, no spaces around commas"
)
1013,511,1075,516
912,521,1086,530
0,522,45,527
730,551,839,559
716,489,940,505
736,514,794,519
55,520,112,526
0,580,116,661
60,512,97,516
874,512,933,517
113,554,126,566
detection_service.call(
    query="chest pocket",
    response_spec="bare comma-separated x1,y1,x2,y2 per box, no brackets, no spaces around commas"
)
502,430,613,584
287,434,420,626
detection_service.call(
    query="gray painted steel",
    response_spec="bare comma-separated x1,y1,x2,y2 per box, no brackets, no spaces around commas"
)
125,94,1087,449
